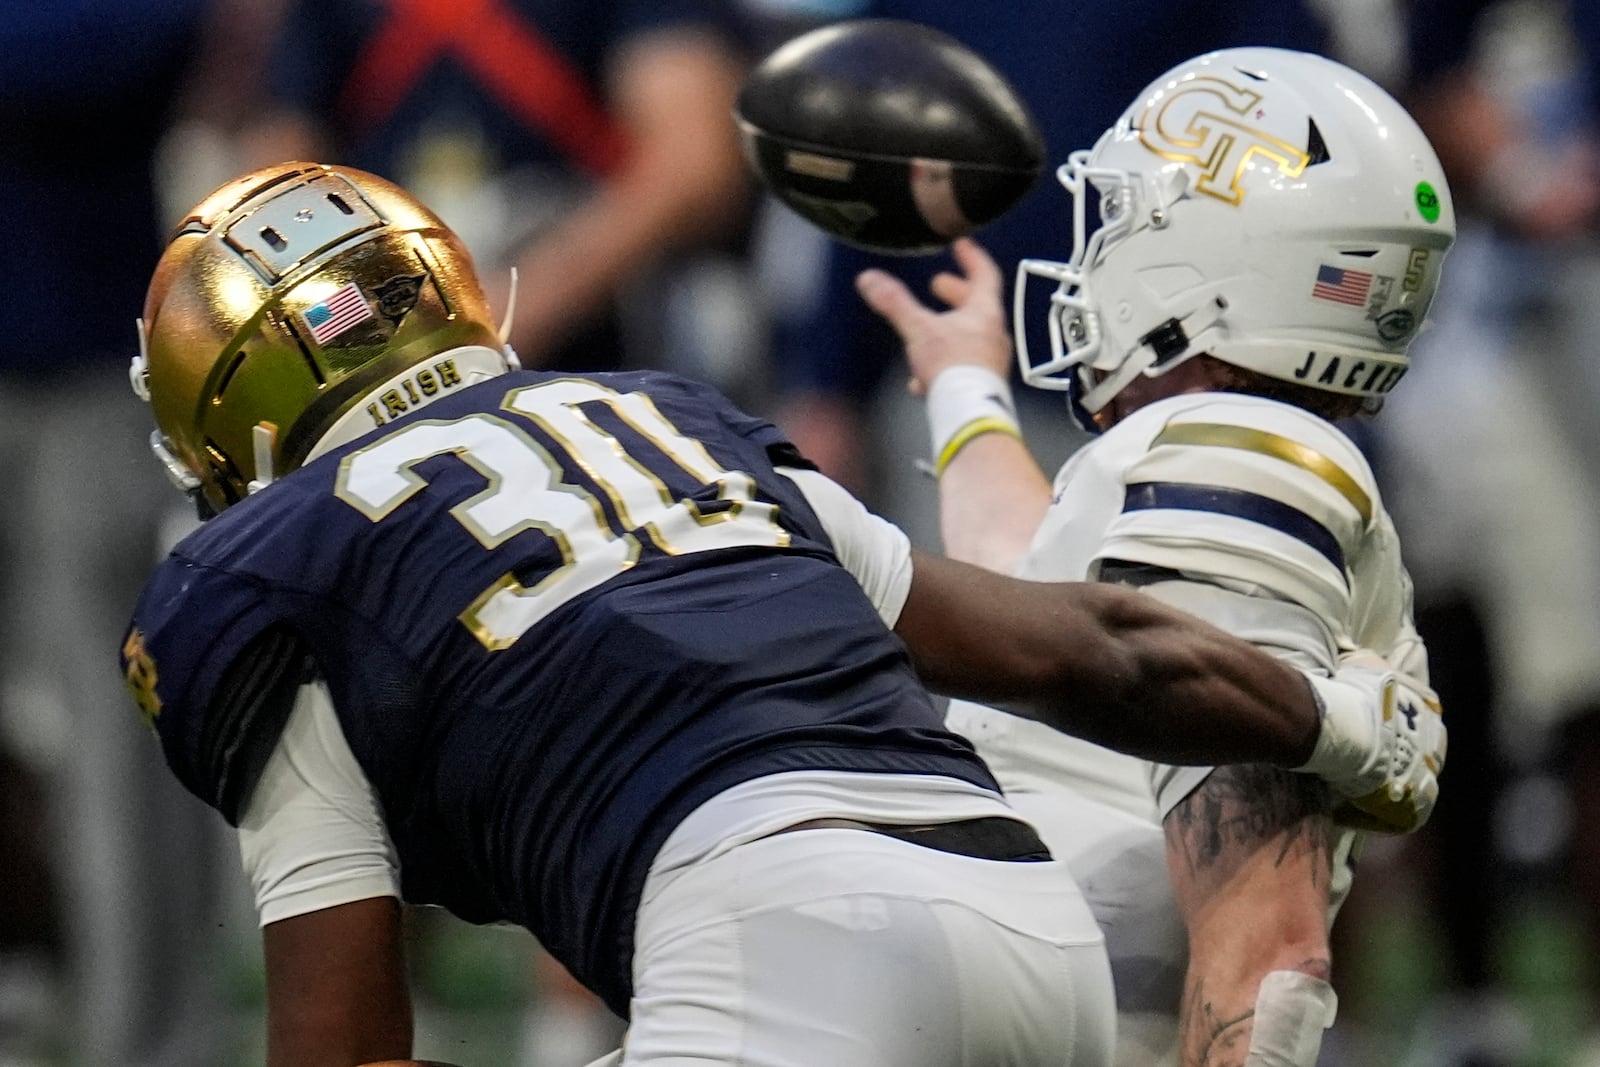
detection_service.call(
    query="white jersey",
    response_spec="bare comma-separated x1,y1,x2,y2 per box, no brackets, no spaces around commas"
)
947,391,1426,1066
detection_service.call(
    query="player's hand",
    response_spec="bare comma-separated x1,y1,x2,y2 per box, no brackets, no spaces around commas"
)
1296,654,1446,834
1332,659,1446,835
856,238,1012,395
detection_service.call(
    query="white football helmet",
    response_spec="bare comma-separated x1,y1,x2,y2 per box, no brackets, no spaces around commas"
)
1015,47,1456,423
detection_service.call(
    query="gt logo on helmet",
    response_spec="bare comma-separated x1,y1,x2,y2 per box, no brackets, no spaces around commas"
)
1138,76,1311,205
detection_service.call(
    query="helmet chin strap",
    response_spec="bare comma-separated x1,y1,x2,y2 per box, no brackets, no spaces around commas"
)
1077,349,1156,415
247,422,279,495
1063,376,1106,435
1077,290,1232,416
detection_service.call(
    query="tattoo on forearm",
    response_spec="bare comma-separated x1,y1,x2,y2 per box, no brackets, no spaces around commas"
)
1179,973,1254,1067
1166,764,1333,881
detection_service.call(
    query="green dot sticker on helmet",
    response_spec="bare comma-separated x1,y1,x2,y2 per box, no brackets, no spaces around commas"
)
1415,181,1441,223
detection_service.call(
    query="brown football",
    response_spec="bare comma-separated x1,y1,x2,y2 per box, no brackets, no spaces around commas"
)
736,19,1046,255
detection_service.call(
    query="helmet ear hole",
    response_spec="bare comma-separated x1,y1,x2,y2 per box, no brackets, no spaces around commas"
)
1306,118,1331,165
1139,318,1189,366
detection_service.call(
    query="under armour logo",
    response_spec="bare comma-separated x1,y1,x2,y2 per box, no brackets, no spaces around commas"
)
1398,701,1418,730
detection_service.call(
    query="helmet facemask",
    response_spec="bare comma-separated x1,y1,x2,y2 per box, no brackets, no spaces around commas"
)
1015,151,1219,418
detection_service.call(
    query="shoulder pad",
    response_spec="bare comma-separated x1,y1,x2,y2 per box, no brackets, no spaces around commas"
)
1152,395,1377,522
1094,395,1380,624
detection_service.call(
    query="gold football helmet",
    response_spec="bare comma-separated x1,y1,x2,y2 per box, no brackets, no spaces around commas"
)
133,161,513,516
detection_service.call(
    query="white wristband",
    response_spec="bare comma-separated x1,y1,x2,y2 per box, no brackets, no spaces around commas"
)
925,366,1021,476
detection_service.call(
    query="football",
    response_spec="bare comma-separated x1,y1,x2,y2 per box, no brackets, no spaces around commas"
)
735,19,1046,255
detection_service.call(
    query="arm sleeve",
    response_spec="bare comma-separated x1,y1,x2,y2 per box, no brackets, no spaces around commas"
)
237,680,400,926
777,466,913,627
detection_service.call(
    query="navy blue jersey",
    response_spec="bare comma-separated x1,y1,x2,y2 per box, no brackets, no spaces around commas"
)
123,369,996,1012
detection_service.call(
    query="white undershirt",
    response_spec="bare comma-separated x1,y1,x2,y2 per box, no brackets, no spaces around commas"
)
236,680,398,925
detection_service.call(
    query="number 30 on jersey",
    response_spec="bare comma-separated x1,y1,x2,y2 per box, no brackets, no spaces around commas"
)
334,379,789,650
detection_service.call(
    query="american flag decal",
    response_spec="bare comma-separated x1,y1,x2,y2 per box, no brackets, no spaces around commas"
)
1311,265,1373,307
301,282,375,344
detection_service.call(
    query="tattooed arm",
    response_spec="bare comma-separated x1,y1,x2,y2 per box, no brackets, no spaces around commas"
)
1165,765,1336,1067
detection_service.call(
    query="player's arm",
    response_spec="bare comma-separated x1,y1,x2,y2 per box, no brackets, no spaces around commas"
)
782,463,1315,760
896,548,1323,767
1132,587,1339,1067
1104,444,1416,1064
903,553,1435,827
1165,767,1336,1067
1112,579,1340,1064
128,578,419,1066
857,238,1052,571
237,679,414,1067
264,899,412,1067
780,465,1435,816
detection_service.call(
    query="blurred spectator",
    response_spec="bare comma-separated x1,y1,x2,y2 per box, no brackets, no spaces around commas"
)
1324,2,1600,1064
154,0,299,220
1407,0,1600,240
0,2,237,1064
0,743,59,1064
241,0,756,381
748,0,1330,531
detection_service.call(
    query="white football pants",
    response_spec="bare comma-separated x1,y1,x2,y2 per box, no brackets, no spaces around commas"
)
593,824,1115,1067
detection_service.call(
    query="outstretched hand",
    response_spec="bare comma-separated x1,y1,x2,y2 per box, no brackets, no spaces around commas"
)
855,238,1013,395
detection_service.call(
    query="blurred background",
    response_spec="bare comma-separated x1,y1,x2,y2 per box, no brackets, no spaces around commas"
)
3,0,1599,1064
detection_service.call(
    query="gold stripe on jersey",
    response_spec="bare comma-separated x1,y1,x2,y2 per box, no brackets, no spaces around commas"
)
1152,423,1372,522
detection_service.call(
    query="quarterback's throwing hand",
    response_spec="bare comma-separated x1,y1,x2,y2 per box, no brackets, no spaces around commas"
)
1296,655,1446,834
856,238,1013,394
